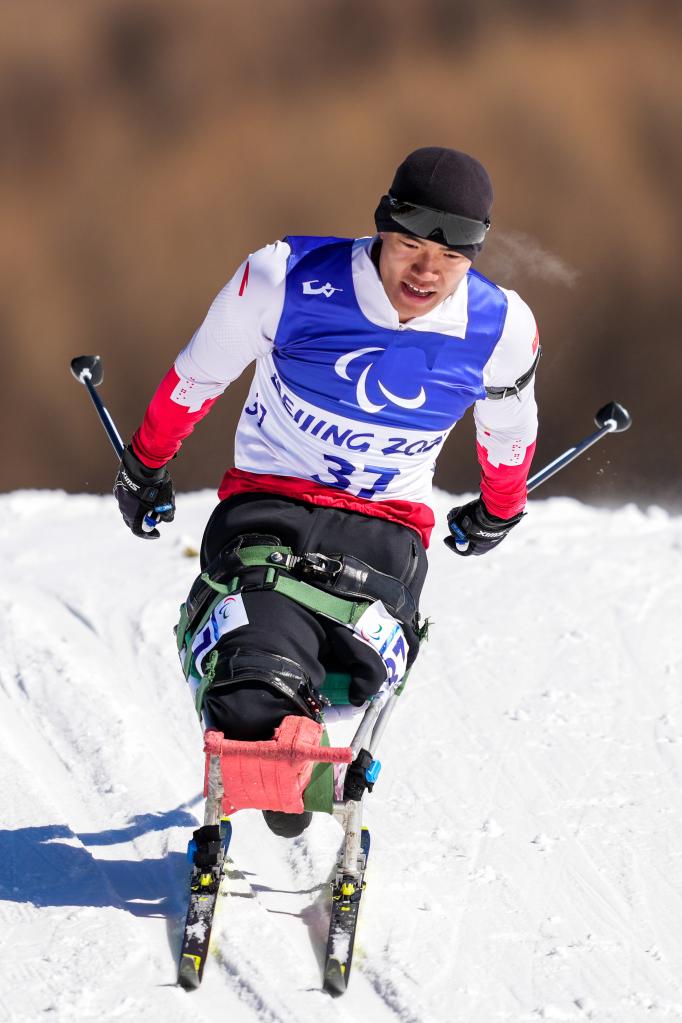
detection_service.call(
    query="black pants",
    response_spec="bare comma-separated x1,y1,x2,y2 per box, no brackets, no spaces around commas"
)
198,493,428,740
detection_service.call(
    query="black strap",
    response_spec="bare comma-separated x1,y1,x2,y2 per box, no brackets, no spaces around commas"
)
292,551,418,629
184,534,281,628
485,345,541,401
206,648,327,721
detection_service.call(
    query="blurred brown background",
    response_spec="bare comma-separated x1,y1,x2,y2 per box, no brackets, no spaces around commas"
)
2,0,680,509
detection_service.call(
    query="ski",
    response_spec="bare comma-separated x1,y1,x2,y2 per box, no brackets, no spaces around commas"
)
323,825,371,994
177,819,232,989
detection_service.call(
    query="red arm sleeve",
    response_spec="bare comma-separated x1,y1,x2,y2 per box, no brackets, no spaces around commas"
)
477,438,536,519
130,366,220,468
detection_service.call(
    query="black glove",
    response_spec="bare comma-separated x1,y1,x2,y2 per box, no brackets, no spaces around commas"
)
113,445,175,540
444,497,524,557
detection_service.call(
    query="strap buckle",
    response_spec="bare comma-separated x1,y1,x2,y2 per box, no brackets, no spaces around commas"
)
499,382,521,401
297,677,331,716
297,552,343,581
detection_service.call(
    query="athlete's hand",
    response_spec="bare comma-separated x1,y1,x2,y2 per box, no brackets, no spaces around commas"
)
444,498,524,557
113,445,175,539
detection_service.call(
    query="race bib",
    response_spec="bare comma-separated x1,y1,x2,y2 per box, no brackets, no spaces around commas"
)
352,601,408,688
191,594,249,676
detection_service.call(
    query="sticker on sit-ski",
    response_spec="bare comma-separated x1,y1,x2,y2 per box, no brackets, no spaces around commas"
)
191,594,249,676
352,601,408,687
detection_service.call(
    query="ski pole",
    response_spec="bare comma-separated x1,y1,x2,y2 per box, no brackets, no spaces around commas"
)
449,400,632,550
69,354,165,534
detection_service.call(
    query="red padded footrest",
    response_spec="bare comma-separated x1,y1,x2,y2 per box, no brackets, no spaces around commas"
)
203,716,354,814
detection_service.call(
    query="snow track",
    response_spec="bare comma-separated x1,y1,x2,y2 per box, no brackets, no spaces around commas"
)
1,490,681,1022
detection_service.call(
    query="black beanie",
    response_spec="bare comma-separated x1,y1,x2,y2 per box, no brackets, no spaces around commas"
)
374,146,493,260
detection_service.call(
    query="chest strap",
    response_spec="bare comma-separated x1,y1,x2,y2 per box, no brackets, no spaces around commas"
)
485,345,541,401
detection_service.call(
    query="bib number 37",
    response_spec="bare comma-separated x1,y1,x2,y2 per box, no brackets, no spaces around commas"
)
311,455,400,500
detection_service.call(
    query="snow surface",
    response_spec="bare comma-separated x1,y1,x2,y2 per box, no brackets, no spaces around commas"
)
1,488,682,1023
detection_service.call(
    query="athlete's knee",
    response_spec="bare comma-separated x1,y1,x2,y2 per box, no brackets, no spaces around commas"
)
203,647,324,741
327,610,421,706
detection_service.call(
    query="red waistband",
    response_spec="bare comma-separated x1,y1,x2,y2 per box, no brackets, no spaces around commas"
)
217,468,435,548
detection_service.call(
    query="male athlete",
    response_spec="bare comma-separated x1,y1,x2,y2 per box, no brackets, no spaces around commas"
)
114,147,539,833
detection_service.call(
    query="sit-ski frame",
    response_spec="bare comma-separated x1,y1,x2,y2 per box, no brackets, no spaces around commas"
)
202,688,399,879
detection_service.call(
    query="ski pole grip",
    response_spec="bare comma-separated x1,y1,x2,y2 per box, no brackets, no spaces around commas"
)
448,520,470,552
141,513,159,533
141,503,172,534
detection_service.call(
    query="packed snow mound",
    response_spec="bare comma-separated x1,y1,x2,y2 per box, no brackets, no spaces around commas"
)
1,489,681,1023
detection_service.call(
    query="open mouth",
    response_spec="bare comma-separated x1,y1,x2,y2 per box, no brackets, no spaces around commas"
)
401,281,436,302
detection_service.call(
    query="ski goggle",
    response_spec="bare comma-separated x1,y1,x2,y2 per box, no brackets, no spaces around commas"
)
380,194,490,247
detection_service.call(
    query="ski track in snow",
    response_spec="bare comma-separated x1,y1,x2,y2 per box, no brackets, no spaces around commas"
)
1,489,682,1022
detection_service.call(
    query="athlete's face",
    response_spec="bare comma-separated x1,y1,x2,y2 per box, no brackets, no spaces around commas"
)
378,232,472,323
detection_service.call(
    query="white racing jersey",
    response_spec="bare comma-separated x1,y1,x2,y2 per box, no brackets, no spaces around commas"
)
133,235,539,545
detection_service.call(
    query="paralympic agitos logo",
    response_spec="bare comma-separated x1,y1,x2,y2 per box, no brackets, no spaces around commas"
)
334,347,426,415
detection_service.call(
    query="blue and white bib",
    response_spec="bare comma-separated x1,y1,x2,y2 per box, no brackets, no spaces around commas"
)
235,236,508,504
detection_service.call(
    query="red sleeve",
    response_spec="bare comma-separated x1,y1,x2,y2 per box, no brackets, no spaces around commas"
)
477,439,536,519
131,366,220,468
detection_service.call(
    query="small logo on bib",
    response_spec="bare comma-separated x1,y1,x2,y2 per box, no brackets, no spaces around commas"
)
302,280,343,298
191,594,249,676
